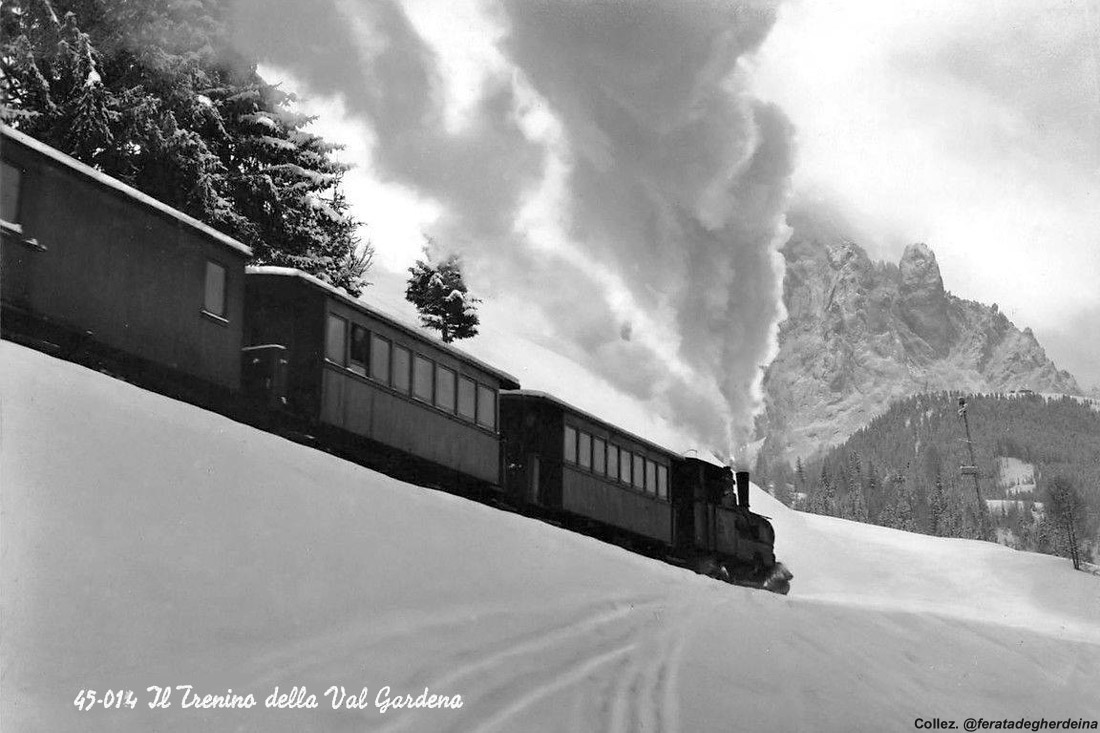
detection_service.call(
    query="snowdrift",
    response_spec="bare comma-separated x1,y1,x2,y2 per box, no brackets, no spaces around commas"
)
2,341,1098,732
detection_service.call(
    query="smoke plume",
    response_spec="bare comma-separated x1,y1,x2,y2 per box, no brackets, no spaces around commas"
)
231,0,793,452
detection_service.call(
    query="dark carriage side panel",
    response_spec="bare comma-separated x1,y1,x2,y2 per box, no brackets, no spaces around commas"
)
501,396,564,508
670,458,702,551
561,412,673,545
1,129,248,391
243,275,325,418
560,469,672,544
318,294,506,484
504,392,674,545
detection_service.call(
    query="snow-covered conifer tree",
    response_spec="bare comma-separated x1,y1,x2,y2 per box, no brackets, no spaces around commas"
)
405,247,482,343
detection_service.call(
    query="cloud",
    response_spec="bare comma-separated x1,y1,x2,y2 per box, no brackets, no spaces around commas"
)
230,0,794,452
1041,303,1100,391
752,0,1100,372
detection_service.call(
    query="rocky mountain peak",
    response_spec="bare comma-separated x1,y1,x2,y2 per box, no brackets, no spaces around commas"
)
826,239,867,269
899,242,940,281
761,225,1081,465
897,242,952,355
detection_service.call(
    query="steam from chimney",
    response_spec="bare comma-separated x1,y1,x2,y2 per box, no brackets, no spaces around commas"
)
231,0,793,451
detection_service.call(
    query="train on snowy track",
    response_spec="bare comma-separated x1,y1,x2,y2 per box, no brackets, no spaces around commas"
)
0,124,790,593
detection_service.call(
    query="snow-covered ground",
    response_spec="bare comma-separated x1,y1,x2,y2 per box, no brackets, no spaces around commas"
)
997,456,1036,496
3,341,1099,732
986,499,1043,514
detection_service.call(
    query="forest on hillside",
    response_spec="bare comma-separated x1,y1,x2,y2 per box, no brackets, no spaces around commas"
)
755,392,1100,564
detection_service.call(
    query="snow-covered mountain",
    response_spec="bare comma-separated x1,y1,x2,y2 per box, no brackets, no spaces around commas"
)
3,341,1099,732
762,214,1081,464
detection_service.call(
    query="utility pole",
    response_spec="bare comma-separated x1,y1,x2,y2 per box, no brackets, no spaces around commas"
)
957,397,982,504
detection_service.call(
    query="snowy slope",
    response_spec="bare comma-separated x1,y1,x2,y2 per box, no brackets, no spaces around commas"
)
3,341,1099,733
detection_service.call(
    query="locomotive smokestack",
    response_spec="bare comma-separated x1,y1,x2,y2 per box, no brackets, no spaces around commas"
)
735,471,750,509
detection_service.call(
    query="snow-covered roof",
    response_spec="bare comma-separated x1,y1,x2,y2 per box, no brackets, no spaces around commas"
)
502,389,691,459
1,125,252,257
248,266,520,389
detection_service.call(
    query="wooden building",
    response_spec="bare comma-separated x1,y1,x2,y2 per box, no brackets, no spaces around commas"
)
0,125,251,391
244,267,520,486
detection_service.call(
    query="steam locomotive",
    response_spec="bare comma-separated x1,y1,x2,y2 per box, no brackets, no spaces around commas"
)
0,124,790,593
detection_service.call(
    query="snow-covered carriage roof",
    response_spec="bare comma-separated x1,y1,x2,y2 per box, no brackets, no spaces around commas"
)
1,125,252,257
247,266,521,389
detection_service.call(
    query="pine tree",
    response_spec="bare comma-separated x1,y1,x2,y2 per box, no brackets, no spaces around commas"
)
894,489,915,532
818,465,837,516
929,476,949,536
1044,475,1084,569
851,482,869,523
406,247,482,343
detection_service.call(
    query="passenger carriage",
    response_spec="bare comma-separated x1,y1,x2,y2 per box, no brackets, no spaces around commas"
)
500,390,676,550
243,267,520,488
1,125,250,395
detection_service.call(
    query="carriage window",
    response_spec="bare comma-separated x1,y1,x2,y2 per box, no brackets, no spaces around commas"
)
435,365,456,412
633,454,645,490
564,426,577,463
657,464,668,500
607,445,619,480
1,160,21,226
349,324,368,376
593,437,606,475
578,432,592,469
413,355,433,401
646,459,657,495
392,345,411,393
325,314,346,365
458,376,476,420
620,450,632,485
204,261,226,317
370,334,390,383
476,385,496,430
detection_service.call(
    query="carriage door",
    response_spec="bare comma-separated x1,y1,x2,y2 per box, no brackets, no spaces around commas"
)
528,454,540,505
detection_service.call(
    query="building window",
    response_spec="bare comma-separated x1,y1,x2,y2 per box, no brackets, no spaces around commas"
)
435,365,456,412
657,464,668,500
607,445,619,481
349,324,368,376
204,261,226,317
564,426,577,463
646,459,657,495
593,437,606,475
1,160,22,226
325,314,346,365
413,355,433,402
476,385,496,430
633,454,645,490
620,450,632,485
578,432,592,469
370,333,390,383
392,345,411,393
457,376,476,420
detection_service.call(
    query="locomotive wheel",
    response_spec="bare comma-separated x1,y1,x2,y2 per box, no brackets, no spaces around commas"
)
695,556,721,578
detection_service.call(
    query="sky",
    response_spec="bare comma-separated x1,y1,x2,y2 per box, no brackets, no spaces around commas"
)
751,0,1100,388
230,0,1100,454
